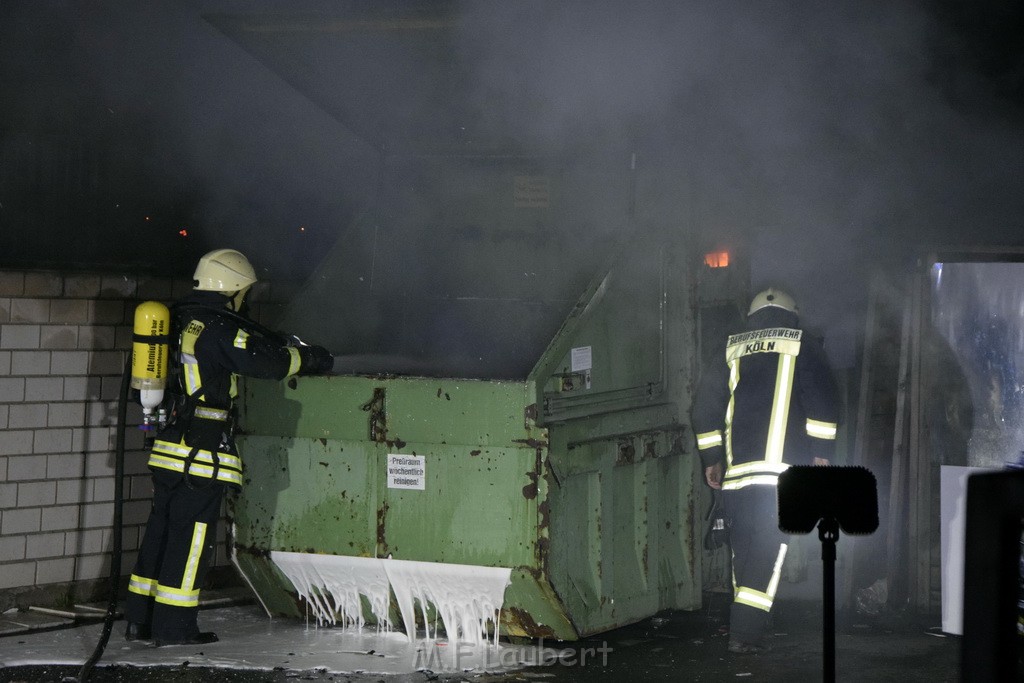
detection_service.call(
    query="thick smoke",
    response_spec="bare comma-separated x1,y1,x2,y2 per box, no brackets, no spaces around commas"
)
2,1,1023,370
447,1,1024,366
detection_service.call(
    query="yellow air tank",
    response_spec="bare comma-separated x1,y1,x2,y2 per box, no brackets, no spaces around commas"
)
131,301,171,430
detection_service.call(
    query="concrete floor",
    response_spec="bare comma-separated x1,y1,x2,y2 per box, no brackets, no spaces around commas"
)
0,588,977,683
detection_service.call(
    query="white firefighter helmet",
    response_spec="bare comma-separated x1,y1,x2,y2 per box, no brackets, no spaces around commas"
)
748,287,798,316
193,248,257,292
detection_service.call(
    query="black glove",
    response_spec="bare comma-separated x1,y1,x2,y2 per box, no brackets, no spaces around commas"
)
297,345,334,375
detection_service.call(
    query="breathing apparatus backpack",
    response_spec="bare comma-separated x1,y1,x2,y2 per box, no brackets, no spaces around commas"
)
130,300,201,440
131,297,303,437
130,301,172,434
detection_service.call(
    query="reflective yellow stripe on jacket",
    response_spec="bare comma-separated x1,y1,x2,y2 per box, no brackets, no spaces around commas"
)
806,418,838,440
722,330,800,491
148,439,243,486
722,461,791,489
128,574,157,598
696,430,723,450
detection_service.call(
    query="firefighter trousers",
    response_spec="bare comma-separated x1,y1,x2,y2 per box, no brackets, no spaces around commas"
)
125,468,226,641
724,484,789,645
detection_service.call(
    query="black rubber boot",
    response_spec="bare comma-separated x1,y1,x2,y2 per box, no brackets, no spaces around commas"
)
124,622,152,641
154,631,219,647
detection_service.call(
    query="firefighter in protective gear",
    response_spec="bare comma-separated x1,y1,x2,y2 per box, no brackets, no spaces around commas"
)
124,249,334,646
693,287,839,654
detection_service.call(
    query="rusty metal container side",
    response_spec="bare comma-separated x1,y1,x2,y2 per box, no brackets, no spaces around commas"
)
232,375,572,633
232,233,705,641
524,235,704,636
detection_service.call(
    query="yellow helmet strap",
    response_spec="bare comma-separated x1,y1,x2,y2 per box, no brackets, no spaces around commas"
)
229,286,251,313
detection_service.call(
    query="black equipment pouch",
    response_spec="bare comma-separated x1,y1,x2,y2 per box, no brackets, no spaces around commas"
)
704,490,731,550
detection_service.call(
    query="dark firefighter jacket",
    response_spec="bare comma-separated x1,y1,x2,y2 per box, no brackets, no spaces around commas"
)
693,307,840,490
147,290,303,488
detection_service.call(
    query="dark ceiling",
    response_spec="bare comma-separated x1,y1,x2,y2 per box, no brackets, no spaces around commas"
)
2,1,1023,274
211,0,1024,149
205,3,490,154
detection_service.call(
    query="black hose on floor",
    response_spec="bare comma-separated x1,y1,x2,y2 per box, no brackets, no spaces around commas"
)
70,354,131,683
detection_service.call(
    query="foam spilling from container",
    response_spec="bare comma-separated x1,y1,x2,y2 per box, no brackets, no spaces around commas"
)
269,551,511,645
272,551,392,630
384,557,510,645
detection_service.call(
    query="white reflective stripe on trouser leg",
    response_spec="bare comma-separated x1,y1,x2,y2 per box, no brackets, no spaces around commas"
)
154,585,201,608
154,522,207,609
182,522,207,592
765,543,788,602
734,543,789,613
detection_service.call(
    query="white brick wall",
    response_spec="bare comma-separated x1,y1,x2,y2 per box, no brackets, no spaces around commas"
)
0,268,235,594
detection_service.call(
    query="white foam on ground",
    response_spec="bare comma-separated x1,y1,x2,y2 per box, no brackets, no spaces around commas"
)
269,552,511,646
0,604,549,674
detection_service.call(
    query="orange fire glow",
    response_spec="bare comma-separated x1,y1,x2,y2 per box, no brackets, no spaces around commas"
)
704,250,730,268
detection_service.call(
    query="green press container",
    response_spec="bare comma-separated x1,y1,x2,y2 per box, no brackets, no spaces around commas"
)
232,237,726,640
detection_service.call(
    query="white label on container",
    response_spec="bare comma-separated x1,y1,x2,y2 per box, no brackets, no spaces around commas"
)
570,345,592,372
387,454,426,490
513,175,550,208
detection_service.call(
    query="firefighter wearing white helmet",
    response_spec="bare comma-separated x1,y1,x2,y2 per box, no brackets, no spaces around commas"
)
747,287,798,316
692,287,839,654
125,248,334,646
192,247,258,312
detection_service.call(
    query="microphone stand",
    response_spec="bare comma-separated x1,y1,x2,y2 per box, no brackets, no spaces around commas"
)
817,516,840,683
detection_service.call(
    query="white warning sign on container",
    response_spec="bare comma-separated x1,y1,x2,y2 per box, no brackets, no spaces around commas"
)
513,175,550,208
387,454,426,490
571,345,593,372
